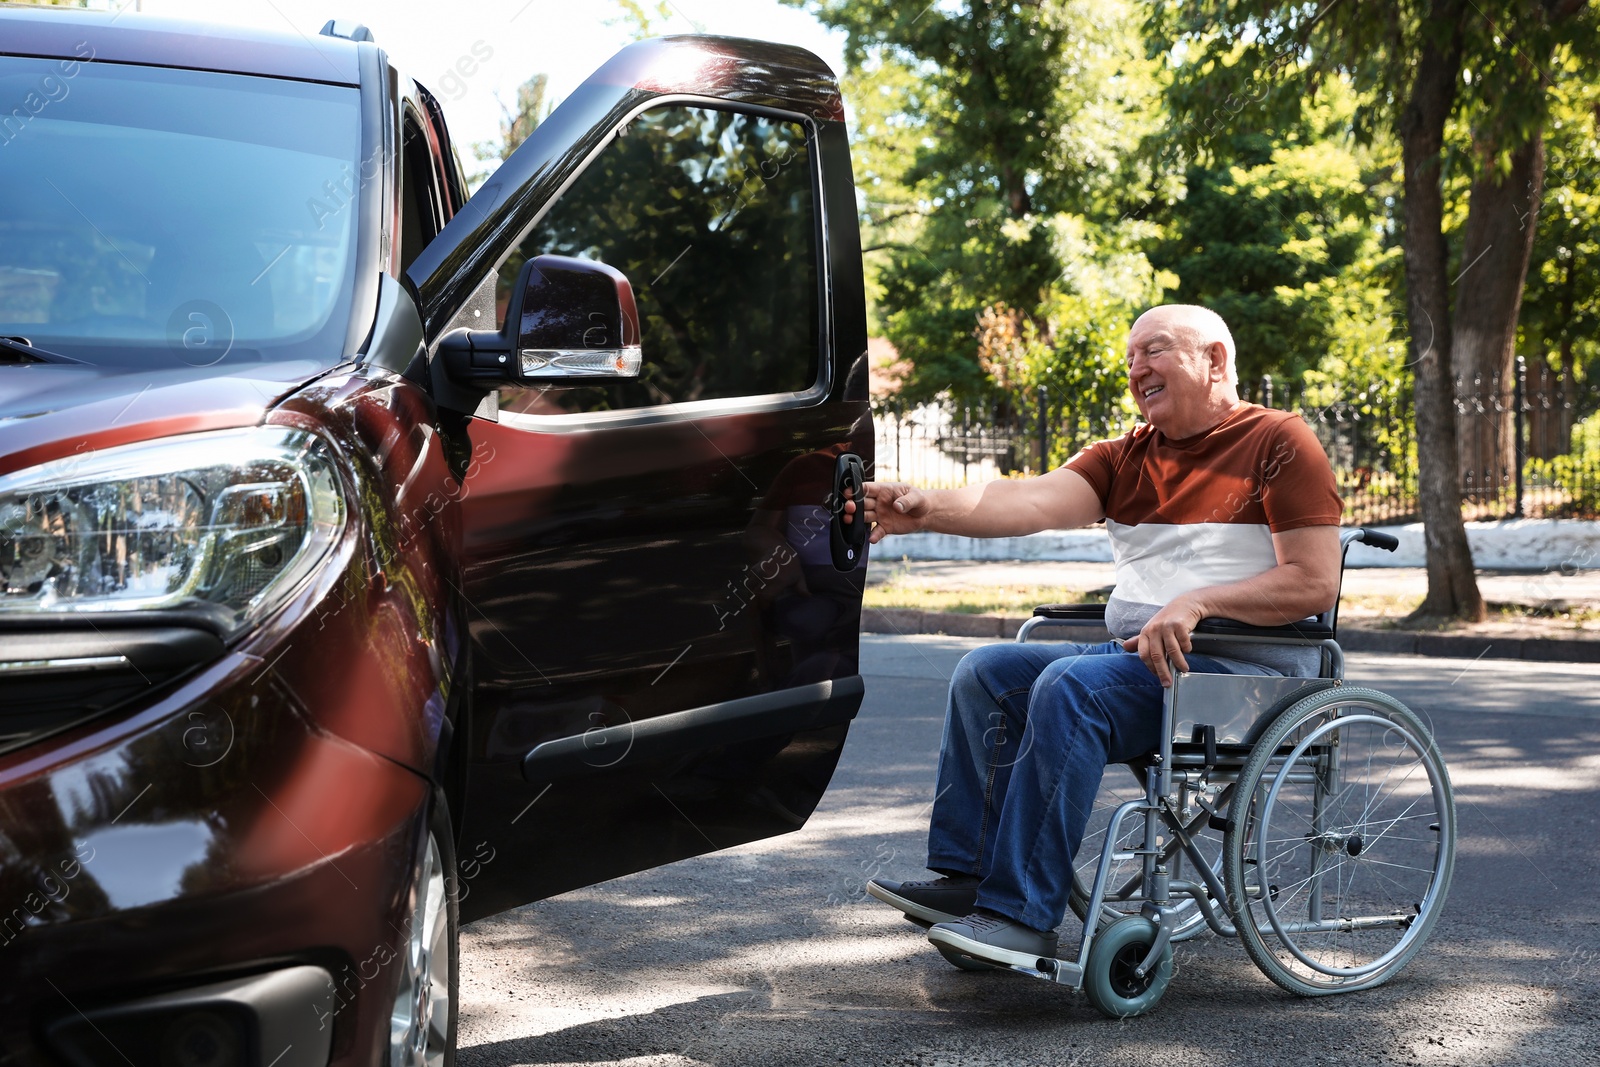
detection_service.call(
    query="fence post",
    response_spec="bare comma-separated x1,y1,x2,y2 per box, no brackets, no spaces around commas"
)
1038,386,1050,474
1261,374,1273,409
1514,355,1525,519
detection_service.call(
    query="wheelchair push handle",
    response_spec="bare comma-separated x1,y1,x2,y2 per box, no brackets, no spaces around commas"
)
1344,527,1399,552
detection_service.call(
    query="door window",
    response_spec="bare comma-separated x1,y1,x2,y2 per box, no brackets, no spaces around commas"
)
495,104,820,417
399,112,444,275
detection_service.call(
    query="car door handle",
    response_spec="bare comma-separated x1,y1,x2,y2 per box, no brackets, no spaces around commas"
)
830,452,867,571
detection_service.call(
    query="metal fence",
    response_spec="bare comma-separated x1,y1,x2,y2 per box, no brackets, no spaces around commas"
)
873,359,1600,523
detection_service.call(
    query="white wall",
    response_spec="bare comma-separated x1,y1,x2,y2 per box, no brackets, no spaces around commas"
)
887,520,1600,570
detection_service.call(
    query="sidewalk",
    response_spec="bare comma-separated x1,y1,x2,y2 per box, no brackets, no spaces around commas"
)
863,559,1600,663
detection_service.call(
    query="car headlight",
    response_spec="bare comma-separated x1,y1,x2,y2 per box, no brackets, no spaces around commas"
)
0,427,346,636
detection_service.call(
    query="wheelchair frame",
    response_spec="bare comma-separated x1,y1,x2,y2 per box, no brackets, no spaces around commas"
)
945,528,1457,1016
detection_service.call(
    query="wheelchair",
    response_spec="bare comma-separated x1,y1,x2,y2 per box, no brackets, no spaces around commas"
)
935,528,1457,1017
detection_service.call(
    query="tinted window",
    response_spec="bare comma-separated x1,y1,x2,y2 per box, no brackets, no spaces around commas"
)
0,58,359,368
497,105,819,415
400,115,441,274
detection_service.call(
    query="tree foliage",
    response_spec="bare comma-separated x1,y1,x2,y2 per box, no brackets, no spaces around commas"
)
790,0,1166,413
1149,84,1396,390
1521,71,1600,404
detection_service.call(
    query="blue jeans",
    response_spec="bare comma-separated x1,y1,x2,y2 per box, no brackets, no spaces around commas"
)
926,640,1279,933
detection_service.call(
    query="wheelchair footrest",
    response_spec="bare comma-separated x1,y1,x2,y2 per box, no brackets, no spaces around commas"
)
1019,955,1083,988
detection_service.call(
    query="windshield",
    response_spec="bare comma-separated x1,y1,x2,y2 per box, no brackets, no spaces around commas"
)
0,58,360,368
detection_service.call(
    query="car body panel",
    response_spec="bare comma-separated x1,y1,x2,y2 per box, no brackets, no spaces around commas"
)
455,400,871,917
0,364,312,478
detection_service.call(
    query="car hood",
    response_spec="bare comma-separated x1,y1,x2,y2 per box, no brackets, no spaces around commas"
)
0,360,330,478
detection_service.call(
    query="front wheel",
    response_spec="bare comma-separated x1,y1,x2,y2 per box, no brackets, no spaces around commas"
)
390,790,459,1067
1082,916,1173,1019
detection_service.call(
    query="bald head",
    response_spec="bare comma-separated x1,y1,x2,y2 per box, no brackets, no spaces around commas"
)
1125,304,1243,438
1132,305,1237,385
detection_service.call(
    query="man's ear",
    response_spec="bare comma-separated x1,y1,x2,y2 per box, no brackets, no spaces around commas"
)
1207,341,1229,381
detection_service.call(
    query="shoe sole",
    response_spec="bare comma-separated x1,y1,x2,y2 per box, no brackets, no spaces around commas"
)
932,941,1006,972
864,881,970,926
927,925,1059,971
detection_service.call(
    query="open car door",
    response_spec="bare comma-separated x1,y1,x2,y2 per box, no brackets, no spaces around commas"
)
405,36,871,921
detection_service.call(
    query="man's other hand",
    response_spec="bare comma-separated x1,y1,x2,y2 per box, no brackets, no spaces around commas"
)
842,482,930,544
1122,595,1204,687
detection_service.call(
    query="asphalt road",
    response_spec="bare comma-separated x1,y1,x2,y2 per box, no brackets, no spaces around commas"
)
457,636,1600,1067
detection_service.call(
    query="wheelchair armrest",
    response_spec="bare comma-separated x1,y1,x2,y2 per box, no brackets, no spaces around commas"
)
1192,617,1335,641
1032,603,1108,621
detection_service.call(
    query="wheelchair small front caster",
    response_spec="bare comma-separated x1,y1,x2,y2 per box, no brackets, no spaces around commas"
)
1083,916,1173,1019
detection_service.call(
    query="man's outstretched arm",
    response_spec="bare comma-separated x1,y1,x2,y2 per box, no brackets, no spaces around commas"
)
847,466,1106,542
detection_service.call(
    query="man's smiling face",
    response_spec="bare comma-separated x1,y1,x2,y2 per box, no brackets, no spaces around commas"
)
1125,310,1229,437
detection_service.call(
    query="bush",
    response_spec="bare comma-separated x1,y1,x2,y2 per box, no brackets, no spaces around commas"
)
1524,412,1600,516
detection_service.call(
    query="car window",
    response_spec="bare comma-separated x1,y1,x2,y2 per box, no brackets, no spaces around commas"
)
0,58,359,367
400,113,443,275
495,104,820,417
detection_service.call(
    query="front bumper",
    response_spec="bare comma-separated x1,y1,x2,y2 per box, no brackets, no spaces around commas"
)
45,966,336,1067
0,639,432,1067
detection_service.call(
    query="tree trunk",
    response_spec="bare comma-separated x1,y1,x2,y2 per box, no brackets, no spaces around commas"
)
1452,132,1546,510
1398,0,1486,621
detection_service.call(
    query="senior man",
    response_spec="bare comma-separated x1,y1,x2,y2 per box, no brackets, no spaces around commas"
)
853,304,1343,969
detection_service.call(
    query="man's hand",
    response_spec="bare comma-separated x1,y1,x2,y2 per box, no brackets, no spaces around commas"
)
1122,595,1205,687
841,481,930,544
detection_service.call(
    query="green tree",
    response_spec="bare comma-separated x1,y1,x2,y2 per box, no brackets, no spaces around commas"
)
1520,75,1600,449
789,0,1165,418
1158,0,1600,620
1151,116,1393,390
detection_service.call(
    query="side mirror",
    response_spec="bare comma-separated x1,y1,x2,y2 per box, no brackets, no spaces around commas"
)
438,255,642,387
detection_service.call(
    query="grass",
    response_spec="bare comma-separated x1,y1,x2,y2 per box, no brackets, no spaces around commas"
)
1490,601,1600,626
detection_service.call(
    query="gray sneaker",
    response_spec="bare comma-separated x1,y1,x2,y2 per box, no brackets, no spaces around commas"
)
928,911,1059,970
865,876,980,926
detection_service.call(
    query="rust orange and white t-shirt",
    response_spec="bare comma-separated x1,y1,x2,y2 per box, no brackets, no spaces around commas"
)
1064,403,1342,675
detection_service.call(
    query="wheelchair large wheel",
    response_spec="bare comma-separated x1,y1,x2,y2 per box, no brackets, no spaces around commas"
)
1223,687,1455,996
1068,764,1218,942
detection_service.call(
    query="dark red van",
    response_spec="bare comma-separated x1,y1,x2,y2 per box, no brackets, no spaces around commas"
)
0,8,870,1064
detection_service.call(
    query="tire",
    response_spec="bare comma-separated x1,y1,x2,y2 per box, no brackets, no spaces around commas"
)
1067,763,1217,942
1223,687,1455,997
1082,916,1173,1019
390,789,459,1067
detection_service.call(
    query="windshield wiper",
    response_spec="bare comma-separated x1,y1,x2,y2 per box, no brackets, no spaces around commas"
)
0,336,88,365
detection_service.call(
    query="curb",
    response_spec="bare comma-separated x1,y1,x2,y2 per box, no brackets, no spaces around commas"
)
861,608,1600,665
